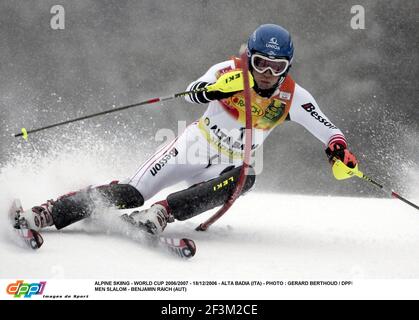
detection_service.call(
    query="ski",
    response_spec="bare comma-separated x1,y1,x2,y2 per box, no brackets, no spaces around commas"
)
8,199,44,250
7,199,196,258
157,236,196,259
119,213,196,259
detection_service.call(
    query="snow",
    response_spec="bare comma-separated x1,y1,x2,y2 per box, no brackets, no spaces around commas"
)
1,148,419,300
1,191,419,279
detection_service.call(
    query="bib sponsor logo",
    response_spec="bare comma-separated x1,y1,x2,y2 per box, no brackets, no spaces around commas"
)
279,91,291,100
6,280,46,298
223,93,289,130
251,105,264,117
301,103,338,129
150,148,178,177
230,96,264,116
263,99,286,123
203,118,259,153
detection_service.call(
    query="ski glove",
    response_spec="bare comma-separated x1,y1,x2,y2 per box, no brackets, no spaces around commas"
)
205,70,254,100
188,81,239,103
204,85,240,101
188,70,254,103
325,142,358,168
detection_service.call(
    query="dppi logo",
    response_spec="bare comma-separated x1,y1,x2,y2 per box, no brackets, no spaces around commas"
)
6,280,46,298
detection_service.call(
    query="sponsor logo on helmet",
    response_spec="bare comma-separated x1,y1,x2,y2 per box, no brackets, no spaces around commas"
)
266,37,281,50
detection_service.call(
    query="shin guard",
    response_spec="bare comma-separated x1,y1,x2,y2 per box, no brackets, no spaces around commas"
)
167,166,255,221
52,183,144,229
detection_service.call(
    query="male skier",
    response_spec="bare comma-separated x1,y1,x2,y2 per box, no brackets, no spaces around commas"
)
15,24,358,237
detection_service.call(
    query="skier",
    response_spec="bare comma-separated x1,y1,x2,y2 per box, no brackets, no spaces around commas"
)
15,24,357,237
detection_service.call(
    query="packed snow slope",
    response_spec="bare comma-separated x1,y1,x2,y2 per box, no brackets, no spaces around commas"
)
1,146,418,280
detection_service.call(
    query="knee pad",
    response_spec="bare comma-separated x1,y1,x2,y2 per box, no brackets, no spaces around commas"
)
95,183,144,209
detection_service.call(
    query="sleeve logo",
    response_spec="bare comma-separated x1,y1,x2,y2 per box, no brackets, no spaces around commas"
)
301,103,338,129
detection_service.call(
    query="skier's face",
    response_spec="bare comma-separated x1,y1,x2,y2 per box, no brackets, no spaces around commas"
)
252,69,280,90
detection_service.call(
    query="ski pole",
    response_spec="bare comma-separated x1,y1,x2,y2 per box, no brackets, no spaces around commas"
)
13,88,205,139
14,70,253,139
332,158,419,210
196,45,253,231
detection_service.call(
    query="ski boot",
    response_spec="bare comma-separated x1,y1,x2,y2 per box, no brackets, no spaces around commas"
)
19,200,55,231
121,202,174,235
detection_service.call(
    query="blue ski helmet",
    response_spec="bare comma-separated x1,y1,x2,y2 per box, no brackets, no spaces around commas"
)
247,24,294,96
247,24,294,63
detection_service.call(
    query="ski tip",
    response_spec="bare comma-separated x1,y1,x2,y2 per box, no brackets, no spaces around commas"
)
9,199,23,220
11,198,22,209
181,238,197,258
29,229,44,249
9,199,44,250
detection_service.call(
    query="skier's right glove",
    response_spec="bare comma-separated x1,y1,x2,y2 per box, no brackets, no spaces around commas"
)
204,86,240,101
205,70,254,100
325,142,358,168
187,81,237,103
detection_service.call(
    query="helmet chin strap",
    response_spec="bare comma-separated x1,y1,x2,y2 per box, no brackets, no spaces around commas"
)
251,71,287,98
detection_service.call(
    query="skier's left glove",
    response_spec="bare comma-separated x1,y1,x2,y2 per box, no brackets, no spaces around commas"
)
325,142,358,168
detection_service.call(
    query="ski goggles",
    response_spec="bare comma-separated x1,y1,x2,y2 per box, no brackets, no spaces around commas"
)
251,54,290,76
